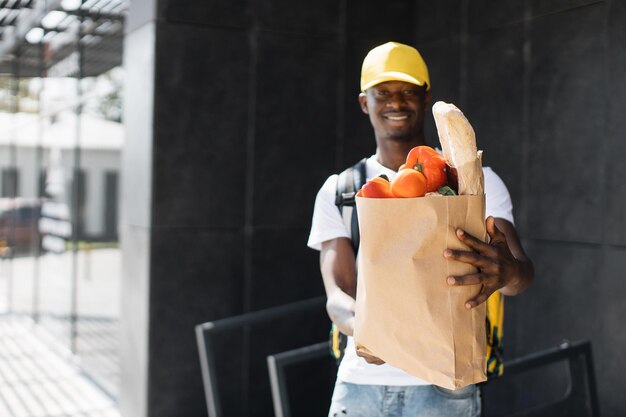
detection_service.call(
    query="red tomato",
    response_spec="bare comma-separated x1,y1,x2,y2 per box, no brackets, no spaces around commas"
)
361,176,393,198
390,169,427,198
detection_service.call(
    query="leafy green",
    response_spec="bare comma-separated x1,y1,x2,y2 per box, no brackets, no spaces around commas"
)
438,186,457,196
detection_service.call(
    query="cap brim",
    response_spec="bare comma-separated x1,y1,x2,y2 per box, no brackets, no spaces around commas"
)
361,71,429,92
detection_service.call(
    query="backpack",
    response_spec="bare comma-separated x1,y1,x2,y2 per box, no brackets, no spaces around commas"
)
329,158,505,379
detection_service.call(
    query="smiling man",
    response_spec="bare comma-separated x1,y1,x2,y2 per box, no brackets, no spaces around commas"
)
308,42,533,417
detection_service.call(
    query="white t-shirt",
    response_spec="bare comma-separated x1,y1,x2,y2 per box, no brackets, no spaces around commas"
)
307,154,514,386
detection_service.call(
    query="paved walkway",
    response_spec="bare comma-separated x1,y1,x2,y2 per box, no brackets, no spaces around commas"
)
0,315,120,417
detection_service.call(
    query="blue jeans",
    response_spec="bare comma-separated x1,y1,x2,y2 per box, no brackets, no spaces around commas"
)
328,380,481,417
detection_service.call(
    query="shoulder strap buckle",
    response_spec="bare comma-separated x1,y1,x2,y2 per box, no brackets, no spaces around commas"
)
336,192,356,206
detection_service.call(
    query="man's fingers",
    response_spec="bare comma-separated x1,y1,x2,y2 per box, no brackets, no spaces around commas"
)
447,273,485,286
444,248,491,269
465,287,495,309
356,351,385,365
448,273,497,309
486,216,507,244
455,228,487,251
366,356,386,365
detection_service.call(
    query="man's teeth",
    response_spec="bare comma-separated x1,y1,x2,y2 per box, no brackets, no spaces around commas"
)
386,115,408,120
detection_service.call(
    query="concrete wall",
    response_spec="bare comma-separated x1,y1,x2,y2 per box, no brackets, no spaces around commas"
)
121,0,626,416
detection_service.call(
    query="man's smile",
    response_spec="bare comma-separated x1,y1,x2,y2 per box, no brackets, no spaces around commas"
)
382,112,412,123
385,115,409,121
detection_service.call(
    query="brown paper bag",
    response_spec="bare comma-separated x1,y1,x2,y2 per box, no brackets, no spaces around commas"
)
353,194,487,389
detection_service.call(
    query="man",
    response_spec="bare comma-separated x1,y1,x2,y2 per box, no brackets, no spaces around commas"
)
307,42,534,417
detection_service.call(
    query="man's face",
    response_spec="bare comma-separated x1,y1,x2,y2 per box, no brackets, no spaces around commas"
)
359,81,431,143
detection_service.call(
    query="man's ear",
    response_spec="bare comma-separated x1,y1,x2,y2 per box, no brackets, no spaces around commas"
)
424,91,432,111
358,93,369,114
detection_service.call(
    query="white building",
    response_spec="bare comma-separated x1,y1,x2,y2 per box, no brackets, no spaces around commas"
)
0,110,123,240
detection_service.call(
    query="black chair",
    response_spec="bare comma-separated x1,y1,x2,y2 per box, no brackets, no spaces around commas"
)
267,342,334,417
195,296,328,417
266,340,600,417
481,340,600,417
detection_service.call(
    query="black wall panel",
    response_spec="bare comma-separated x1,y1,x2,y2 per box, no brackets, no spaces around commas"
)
158,0,248,29
527,4,605,243
416,37,462,149
249,228,324,310
606,0,626,246
253,33,339,228
153,23,249,229
468,0,526,33
531,0,603,17
253,0,339,35
148,229,245,417
414,0,462,41
598,248,626,416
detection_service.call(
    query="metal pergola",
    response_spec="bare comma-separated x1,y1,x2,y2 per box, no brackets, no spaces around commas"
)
0,0,128,78
0,0,129,360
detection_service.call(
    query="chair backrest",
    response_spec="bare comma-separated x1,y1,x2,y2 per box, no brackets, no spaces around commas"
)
267,342,336,417
195,296,327,417
482,340,600,417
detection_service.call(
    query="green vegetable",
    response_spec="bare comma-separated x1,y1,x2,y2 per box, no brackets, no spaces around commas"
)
438,186,457,196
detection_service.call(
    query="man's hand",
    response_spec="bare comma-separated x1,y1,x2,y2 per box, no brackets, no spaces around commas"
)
326,291,356,336
443,216,534,309
356,345,386,365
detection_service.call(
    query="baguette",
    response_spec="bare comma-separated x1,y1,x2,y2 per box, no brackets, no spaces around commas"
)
432,101,484,195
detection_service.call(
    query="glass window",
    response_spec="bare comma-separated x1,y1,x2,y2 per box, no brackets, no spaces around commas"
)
0,1,126,400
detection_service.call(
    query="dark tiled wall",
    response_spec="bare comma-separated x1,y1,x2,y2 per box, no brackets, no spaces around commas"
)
527,6,605,242
416,1,626,416
607,0,626,247
127,0,626,416
145,1,348,416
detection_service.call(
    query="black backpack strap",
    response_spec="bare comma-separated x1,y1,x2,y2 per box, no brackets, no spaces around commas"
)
335,158,367,253
329,158,366,363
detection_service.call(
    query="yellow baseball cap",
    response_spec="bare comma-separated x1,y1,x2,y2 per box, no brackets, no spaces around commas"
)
360,42,430,92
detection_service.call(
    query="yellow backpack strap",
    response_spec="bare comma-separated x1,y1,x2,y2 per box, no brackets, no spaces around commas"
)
486,291,505,378
329,323,348,363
